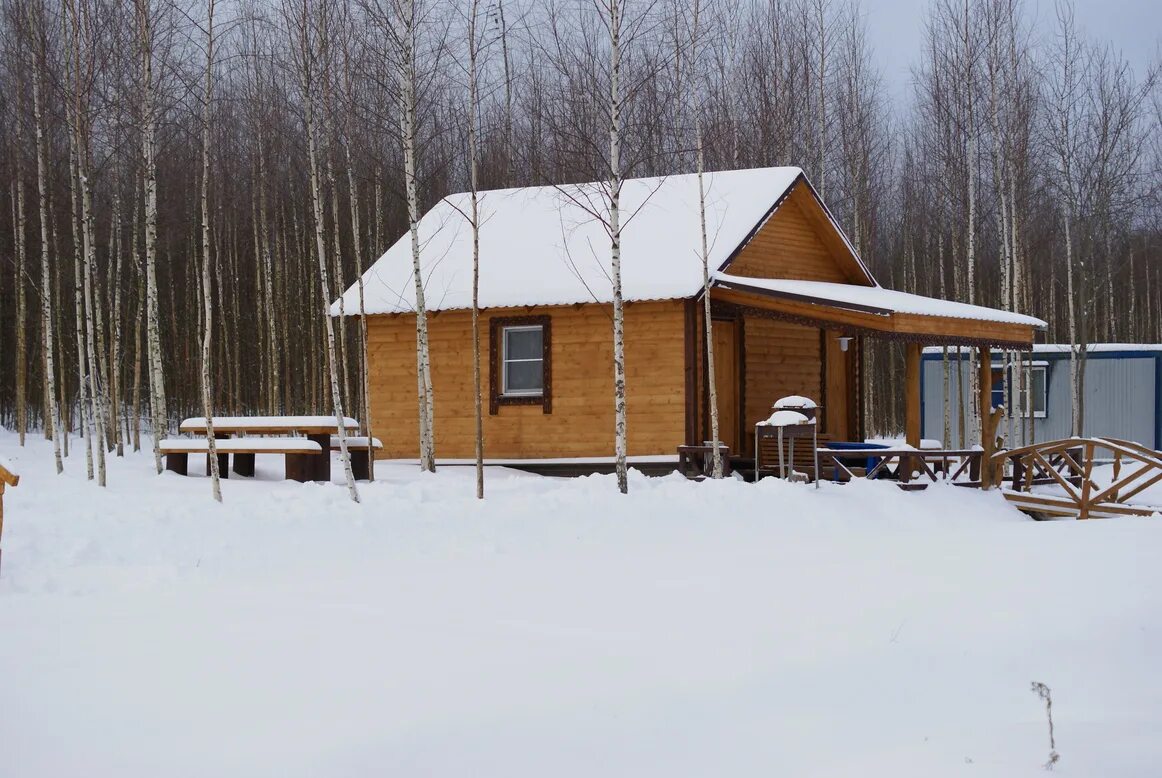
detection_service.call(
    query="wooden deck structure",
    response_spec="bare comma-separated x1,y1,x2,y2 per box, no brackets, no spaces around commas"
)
997,437,1162,519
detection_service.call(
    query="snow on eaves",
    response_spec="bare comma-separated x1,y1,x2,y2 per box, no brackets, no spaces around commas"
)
924,343,1162,355
331,167,803,315
713,274,1047,328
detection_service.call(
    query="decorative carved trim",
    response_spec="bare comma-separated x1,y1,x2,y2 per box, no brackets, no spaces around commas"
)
489,315,552,415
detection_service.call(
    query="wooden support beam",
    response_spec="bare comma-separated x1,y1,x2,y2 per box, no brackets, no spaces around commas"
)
905,342,922,448
978,346,995,489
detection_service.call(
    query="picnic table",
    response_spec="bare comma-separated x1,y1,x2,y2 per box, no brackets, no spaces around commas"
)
178,415,359,481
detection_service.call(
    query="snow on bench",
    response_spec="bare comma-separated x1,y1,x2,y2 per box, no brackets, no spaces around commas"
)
160,437,325,481
179,416,358,434
329,436,383,450
160,438,322,454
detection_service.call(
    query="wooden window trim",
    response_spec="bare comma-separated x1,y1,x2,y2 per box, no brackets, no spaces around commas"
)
490,315,552,414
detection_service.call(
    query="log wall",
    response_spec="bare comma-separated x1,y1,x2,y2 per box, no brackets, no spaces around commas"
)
366,300,687,459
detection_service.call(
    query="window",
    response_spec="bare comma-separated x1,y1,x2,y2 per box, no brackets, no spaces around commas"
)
502,326,544,396
1020,365,1049,418
990,362,1048,418
489,315,552,414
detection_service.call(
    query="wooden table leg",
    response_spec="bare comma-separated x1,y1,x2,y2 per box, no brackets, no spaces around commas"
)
350,449,370,481
233,453,256,478
307,433,331,482
166,452,189,476
285,453,310,482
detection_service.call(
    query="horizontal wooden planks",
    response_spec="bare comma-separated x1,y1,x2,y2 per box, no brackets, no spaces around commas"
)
743,316,822,454
367,300,688,459
726,185,858,284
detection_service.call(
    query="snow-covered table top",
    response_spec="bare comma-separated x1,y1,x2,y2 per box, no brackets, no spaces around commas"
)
179,416,359,435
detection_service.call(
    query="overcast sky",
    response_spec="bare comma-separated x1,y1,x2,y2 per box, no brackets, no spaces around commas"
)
865,0,1161,105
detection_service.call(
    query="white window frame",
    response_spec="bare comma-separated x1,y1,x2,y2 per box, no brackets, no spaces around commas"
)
1020,364,1049,419
989,361,1049,418
501,325,545,397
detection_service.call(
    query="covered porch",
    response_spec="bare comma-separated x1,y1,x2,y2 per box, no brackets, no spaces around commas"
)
689,273,1044,478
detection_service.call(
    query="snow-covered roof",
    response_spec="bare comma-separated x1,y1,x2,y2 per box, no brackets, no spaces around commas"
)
333,167,807,315
714,274,1047,328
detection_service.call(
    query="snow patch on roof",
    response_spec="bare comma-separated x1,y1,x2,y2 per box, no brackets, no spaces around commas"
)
333,167,804,315
714,274,1046,327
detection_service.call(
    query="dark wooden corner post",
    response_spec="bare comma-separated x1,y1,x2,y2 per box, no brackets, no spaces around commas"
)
904,343,922,484
978,345,1002,489
904,343,922,448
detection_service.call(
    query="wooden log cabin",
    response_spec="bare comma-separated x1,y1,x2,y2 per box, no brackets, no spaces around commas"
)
333,167,1045,471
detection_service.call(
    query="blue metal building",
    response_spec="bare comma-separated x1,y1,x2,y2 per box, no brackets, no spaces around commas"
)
920,344,1162,450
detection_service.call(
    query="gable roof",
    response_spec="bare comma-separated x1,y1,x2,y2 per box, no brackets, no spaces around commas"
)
333,167,871,315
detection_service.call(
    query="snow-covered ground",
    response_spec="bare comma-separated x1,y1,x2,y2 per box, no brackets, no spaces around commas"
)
1,430,1160,777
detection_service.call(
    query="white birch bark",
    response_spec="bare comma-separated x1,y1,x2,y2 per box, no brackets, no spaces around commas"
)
397,0,436,472
32,67,63,473
137,0,167,471
14,165,28,447
608,0,628,494
200,0,221,502
467,0,484,498
298,0,359,502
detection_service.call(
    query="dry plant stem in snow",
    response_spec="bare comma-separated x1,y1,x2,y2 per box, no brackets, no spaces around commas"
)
1031,681,1060,770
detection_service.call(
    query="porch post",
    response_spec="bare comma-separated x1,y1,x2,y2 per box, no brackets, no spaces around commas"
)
978,345,994,488
978,345,992,425
905,342,922,448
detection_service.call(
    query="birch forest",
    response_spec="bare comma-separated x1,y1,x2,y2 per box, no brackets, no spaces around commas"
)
0,0,1159,465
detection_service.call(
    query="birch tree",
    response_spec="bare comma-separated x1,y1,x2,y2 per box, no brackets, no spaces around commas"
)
292,0,360,502
135,0,168,470
197,0,221,502
686,0,722,477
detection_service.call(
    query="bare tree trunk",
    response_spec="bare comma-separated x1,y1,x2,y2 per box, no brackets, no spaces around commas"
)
497,0,513,183
688,0,721,477
32,65,63,473
110,194,125,456
297,0,359,502
137,0,167,469
200,0,222,503
608,0,628,494
1065,208,1080,436
397,0,436,472
13,171,28,445
467,0,485,498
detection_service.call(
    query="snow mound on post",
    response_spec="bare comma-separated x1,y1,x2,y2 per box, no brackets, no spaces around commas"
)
332,167,803,315
757,410,813,427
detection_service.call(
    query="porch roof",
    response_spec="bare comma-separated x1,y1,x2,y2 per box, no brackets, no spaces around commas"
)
710,273,1045,349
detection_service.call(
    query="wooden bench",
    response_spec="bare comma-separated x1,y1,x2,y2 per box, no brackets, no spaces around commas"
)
159,438,323,482
330,436,383,481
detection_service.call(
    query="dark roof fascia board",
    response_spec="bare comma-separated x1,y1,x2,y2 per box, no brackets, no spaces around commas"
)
712,277,894,317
